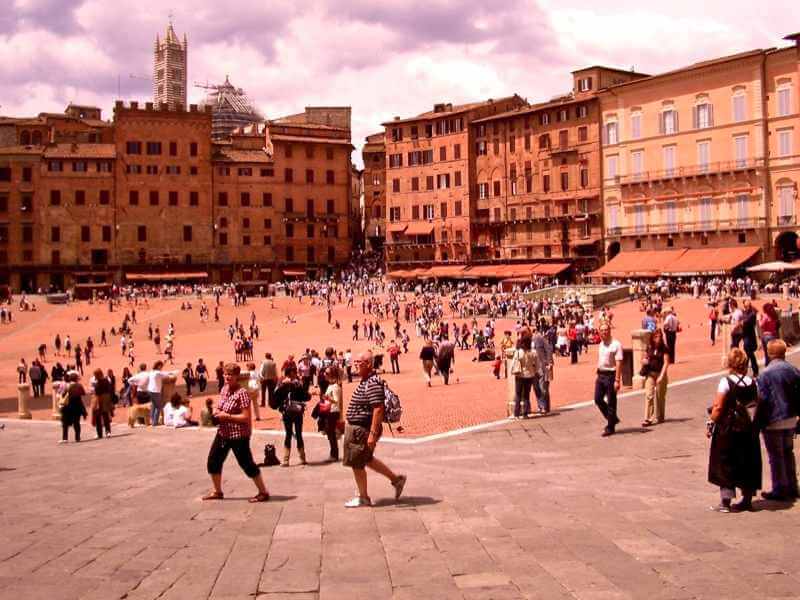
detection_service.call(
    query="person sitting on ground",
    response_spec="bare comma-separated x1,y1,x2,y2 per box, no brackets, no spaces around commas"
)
200,397,215,427
168,392,198,428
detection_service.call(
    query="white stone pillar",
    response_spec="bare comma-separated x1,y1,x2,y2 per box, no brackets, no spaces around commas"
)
631,329,651,389
17,383,32,419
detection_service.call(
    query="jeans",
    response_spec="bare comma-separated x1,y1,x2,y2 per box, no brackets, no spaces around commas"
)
594,372,618,430
439,360,451,385
569,341,579,364
260,379,275,407
198,377,207,392
664,330,677,364
743,339,759,376
149,392,163,425
94,410,111,437
61,415,81,442
762,335,776,367
762,429,799,497
283,412,304,449
390,356,400,374
533,376,550,413
514,376,533,417
710,320,717,344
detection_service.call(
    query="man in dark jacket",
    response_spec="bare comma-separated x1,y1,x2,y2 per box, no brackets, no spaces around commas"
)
756,339,800,501
741,299,759,376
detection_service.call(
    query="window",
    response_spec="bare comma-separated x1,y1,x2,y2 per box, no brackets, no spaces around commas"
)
72,161,87,172
663,145,676,175
439,146,447,161
664,201,677,233
146,165,158,175
389,154,403,168
137,225,146,242
560,172,569,191
0,194,6,213
454,144,461,159
262,192,272,207
426,176,434,191
169,141,178,156
97,161,111,173
437,173,450,189
478,183,489,199
22,166,32,182
493,181,501,196
305,169,314,183
146,142,162,155
285,197,293,212
422,149,433,164
389,206,401,221
539,134,550,149
733,93,746,122
218,192,228,206
558,109,568,122
307,247,314,262
190,142,198,157
218,167,230,176
411,177,419,191
578,127,588,142
423,204,434,220
737,194,749,226
241,192,250,207
734,135,748,167
392,178,400,193
543,174,550,192
264,218,272,229
425,124,433,138
285,246,294,261
630,113,641,139
75,190,85,205
440,202,448,218
99,190,110,205
606,155,618,179
604,122,618,145
694,102,713,129
778,185,795,223
189,191,199,206
102,225,111,242
219,232,228,246
183,225,192,242
285,223,294,238
51,226,60,242
264,235,272,245
634,205,645,234
261,168,274,177
51,250,60,264
631,150,644,178
559,130,568,148
577,105,588,118
660,109,678,134
305,145,314,159
476,141,487,155
326,170,335,184
540,113,550,126
509,136,516,153
580,168,589,188
778,129,793,157
578,77,592,92
48,160,63,172
238,167,252,176
219,217,228,228
391,127,403,142
524,133,531,150
454,171,462,187
306,198,314,216
410,125,419,139
700,197,713,229
149,190,159,206
126,141,141,155
697,141,710,172
50,190,61,206
778,85,792,117
307,224,314,238
285,168,293,183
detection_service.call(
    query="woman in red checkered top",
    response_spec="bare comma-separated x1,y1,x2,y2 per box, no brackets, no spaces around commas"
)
203,363,270,502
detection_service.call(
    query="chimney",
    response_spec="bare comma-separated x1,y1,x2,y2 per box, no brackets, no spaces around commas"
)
145,102,153,111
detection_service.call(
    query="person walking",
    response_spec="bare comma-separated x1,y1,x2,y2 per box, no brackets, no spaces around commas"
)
709,303,719,346
182,362,195,398
203,363,270,503
707,348,761,512
274,364,310,466
342,350,406,507
436,339,456,385
641,328,670,427
258,353,278,408
215,361,225,392
387,340,401,374
759,302,780,367
756,340,799,501
90,369,113,439
419,339,436,387
59,372,87,443
531,327,554,414
510,334,538,419
594,323,623,437
195,358,208,393
740,299,759,376
662,307,679,365
321,366,344,462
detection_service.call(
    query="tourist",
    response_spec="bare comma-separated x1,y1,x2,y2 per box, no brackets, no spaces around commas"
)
594,323,623,437
499,331,514,378
641,328,670,426
387,340,401,374
436,338,455,385
51,362,65,384
756,340,799,501
709,303,719,346
707,348,761,512
662,307,679,365
17,358,27,384
90,368,113,439
54,334,62,357
203,363,270,503
215,361,225,392
419,339,436,387
741,299,759,376
195,358,208,393
259,353,278,408
729,299,743,348
342,350,406,507
321,366,344,461
28,359,47,397
510,334,538,419
759,302,780,367
274,363,309,466
182,362,195,397
59,372,87,443
128,360,174,426
531,327,554,414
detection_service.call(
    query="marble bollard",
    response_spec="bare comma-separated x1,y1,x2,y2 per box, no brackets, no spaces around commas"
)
631,329,652,389
17,383,32,419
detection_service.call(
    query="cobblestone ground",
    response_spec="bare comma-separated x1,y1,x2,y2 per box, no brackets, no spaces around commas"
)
1,355,799,599
1,293,793,436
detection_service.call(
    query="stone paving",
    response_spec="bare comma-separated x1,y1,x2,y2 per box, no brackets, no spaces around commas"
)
1,356,800,599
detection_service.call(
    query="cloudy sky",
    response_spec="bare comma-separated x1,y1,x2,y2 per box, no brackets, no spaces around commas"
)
2,0,798,165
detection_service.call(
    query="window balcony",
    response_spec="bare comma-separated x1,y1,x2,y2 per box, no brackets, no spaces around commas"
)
777,215,797,227
617,157,765,186
606,216,765,237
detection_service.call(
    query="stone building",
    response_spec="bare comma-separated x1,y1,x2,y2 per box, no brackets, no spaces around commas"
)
362,132,385,251
153,22,188,109
596,32,800,278
383,96,525,269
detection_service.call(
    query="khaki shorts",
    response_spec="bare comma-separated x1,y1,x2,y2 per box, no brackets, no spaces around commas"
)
342,423,378,469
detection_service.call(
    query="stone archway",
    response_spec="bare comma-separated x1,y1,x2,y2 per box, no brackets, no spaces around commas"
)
607,241,620,262
775,231,799,262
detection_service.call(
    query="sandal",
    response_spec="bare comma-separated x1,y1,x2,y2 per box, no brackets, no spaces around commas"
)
202,490,224,501
641,420,654,427
249,492,270,503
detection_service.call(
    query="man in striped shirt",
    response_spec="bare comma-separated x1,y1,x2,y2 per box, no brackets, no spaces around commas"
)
343,350,406,507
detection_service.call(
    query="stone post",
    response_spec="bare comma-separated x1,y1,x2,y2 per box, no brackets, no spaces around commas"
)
161,375,177,404
51,383,62,420
17,383,32,419
631,329,651,389
505,348,517,417
782,282,790,300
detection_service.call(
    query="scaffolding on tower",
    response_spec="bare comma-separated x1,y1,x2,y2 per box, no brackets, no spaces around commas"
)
196,76,263,140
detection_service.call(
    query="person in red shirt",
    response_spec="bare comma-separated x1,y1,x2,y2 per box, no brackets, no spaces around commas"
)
388,340,401,374
567,322,579,364
203,363,270,503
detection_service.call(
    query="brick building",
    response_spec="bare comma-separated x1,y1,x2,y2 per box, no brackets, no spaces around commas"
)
0,104,354,292
595,33,800,279
362,132,385,250
383,96,525,270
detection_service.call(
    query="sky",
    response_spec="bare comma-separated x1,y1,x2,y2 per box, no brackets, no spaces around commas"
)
1,0,798,167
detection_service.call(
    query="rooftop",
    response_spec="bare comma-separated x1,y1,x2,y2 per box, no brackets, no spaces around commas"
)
43,143,116,159
382,94,523,126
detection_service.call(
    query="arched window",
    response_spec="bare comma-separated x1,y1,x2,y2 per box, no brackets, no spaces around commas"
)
19,130,30,145
31,130,42,145
693,94,713,129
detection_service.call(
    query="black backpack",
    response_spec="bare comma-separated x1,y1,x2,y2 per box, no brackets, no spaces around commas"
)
262,443,281,466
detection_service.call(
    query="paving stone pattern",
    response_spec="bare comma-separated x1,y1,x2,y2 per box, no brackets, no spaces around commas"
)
1,359,800,599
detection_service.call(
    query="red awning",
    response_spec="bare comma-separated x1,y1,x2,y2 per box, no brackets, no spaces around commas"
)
125,272,208,281
463,265,506,278
387,223,407,233
532,262,571,276
282,269,306,277
661,246,760,276
404,223,435,236
499,263,541,278
592,250,687,278
427,265,468,278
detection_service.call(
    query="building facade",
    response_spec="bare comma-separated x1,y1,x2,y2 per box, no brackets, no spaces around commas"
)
362,132,385,250
600,34,800,272
383,96,525,268
0,104,354,292
153,22,188,109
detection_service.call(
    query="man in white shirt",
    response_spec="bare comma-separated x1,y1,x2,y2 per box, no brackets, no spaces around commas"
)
662,307,679,364
595,324,623,436
128,360,178,426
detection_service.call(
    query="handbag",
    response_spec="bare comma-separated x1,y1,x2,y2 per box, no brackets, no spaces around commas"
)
284,399,305,415
510,350,522,375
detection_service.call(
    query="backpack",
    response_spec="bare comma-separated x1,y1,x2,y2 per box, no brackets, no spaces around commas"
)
380,378,402,425
262,443,281,467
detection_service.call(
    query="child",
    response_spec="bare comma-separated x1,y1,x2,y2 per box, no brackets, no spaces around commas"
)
200,398,215,427
492,354,502,379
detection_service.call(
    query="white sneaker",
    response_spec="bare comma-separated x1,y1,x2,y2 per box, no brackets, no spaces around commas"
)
344,496,372,508
58,439,68,444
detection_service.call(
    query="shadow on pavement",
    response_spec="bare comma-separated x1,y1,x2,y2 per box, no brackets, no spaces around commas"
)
754,498,796,512
372,496,441,508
